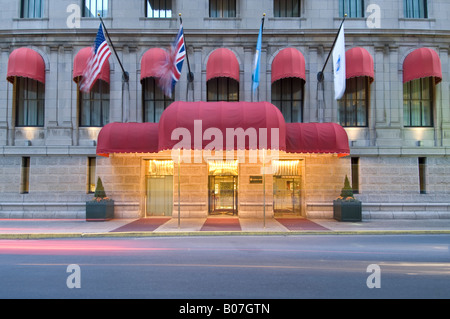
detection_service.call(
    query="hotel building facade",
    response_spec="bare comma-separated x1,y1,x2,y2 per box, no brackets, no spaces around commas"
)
0,0,449,220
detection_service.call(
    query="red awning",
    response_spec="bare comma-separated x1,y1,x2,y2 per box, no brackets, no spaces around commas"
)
73,47,110,84
7,48,45,84
346,47,374,82
158,101,286,151
140,48,168,82
286,123,350,157
206,48,240,82
96,122,159,157
403,48,442,84
271,48,306,83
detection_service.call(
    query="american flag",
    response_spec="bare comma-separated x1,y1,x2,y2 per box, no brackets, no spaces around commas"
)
155,25,186,98
80,24,112,93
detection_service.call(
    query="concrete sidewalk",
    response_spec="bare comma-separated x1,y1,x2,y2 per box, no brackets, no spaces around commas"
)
0,217,450,239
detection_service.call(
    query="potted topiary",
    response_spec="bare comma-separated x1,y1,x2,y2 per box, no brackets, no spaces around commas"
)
333,175,362,222
86,177,114,221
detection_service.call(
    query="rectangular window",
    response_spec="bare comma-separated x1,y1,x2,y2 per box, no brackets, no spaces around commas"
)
274,0,301,17
82,0,108,18
418,157,426,194
403,78,433,127
79,80,110,127
338,77,369,127
20,0,43,18
351,157,359,194
209,0,236,18
20,157,30,194
88,157,96,193
142,78,173,122
146,0,172,18
404,0,428,19
15,77,45,127
272,78,305,123
339,0,364,18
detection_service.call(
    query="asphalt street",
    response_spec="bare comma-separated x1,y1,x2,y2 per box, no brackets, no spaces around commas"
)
0,234,449,301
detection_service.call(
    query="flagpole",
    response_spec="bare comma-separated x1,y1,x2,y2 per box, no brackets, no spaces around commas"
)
179,13,194,85
98,14,128,82
252,13,265,102
317,14,346,83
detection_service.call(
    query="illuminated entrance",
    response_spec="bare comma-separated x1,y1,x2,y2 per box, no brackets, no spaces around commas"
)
208,160,238,215
145,160,173,217
272,160,302,216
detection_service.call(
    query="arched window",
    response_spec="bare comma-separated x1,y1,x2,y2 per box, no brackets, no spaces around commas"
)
403,48,442,128
73,47,110,127
141,48,173,122
271,48,306,123
7,48,46,127
338,47,374,127
206,48,240,102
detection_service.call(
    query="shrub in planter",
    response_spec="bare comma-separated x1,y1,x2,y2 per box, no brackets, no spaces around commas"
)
86,177,114,221
333,175,362,222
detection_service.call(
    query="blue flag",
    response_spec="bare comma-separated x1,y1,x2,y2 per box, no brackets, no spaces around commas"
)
252,22,263,93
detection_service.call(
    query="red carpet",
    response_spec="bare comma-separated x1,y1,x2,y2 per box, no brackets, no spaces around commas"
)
275,218,330,231
200,218,241,231
110,218,171,232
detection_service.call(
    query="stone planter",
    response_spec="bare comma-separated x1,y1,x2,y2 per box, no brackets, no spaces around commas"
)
86,200,115,221
333,200,362,222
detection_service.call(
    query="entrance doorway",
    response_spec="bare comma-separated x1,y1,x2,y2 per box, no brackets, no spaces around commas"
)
273,176,301,216
208,176,238,215
145,160,174,217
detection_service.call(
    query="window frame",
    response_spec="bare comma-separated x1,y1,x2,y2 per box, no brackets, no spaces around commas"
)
273,0,301,18
82,0,109,18
20,0,43,18
207,77,240,102
14,77,45,128
339,0,365,18
271,77,304,123
145,0,173,18
403,77,434,128
78,79,110,127
20,157,30,194
142,77,174,123
404,0,428,19
338,76,370,128
209,0,237,18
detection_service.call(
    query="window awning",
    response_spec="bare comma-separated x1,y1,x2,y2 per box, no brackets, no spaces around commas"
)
271,48,306,83
206,48,240,82
140,48,168,82
96,122,159,157
158,101,286,151
403,48,442,84
73,47,110,84
346,47,374,82
7,47,45,84
285,123,350,157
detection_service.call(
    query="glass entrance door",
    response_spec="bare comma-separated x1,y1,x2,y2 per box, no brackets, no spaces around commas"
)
208,176,238,215
273,176,301,215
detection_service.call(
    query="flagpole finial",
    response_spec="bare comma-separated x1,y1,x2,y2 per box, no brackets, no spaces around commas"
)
263,13,266,16
179,13,182,17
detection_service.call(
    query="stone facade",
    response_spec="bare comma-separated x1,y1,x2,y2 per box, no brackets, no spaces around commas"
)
0,0,449,219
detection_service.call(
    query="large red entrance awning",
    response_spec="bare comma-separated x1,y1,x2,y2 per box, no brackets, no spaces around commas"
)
96,102,350,157
96,122,159,157
285,123,350,157
158,101,286,151
7,47,46,84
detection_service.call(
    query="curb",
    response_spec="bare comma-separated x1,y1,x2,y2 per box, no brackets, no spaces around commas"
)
1,229,450,239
